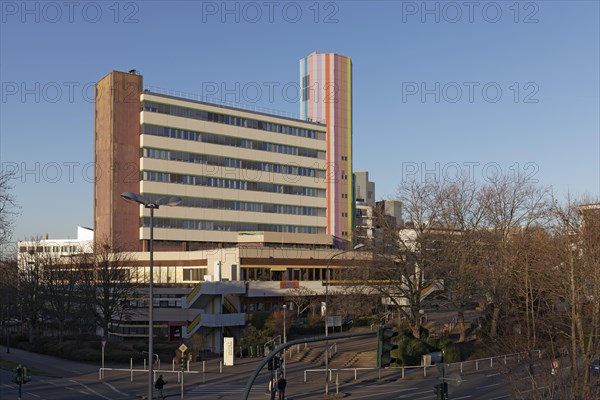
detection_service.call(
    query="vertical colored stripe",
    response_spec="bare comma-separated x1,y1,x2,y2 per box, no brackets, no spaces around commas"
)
301,53,353,247
302,57,307,118
347,58,353,243
338,55,345,239
309,55,314,121
325,53,332,237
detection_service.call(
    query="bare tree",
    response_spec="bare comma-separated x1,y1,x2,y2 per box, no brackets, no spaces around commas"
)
435,178,486,342
81,241,140,341
548,197,600,398
17,241,46,343
0,170,19,248
356,179,446,339
285,287,318,316
40,254,86,342
329,285,376,322
0,256,18,344
478,175,552,338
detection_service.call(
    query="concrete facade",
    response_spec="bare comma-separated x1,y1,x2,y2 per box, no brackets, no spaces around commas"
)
95,71,332,252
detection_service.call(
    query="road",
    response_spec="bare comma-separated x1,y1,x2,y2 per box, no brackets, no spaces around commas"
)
0,343,543,399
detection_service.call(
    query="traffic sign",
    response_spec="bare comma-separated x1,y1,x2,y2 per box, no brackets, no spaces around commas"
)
179,344,188,353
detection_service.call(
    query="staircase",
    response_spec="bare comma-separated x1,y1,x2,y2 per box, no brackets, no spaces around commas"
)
345,351,376,368
292,348,327,365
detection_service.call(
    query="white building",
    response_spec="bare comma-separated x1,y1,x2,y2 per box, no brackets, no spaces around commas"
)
17,226,94,263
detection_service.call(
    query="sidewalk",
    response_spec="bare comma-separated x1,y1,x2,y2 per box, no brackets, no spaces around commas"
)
0,345,100,378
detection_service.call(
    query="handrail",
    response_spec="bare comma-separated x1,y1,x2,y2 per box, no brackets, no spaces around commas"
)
185,282,203,305
301,349,544,382
186,314,202,335
223,297,238,313
263,335,282,351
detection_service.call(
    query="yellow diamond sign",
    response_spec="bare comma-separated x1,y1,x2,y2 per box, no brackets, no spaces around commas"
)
179,344,188,353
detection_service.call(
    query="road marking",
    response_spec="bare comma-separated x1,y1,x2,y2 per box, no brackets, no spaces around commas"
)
451,396,473,400
101,382,129,397
70,379,114,400
398,390,434,398
487,395,512,400
189,384,246,394
477,383,501,389
27,393,42,398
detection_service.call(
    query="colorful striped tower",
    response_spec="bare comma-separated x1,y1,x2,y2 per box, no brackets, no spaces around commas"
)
300,52,353,248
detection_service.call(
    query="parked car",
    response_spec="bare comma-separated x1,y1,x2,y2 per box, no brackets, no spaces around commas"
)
590,358,600,376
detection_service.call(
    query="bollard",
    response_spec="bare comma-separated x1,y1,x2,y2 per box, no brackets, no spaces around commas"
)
460,362,463,373
476,360,479,371
401,367,405,379
144,359,147,370
130,358,133,382
173,360,175,371
336,373,339,394
187,359,190,372
504,355,507,365
491,357,493,368
220,361,222,373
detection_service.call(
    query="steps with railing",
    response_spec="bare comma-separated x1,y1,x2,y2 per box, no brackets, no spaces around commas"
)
183,281,246,308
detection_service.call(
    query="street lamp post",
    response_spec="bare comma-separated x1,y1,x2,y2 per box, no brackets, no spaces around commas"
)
282,304,286,377
5,289,10,354
121,192,181,400
101,339,106,372
324,243,365,394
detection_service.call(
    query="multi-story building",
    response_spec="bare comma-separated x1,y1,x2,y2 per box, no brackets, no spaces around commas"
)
354,171,376,244
17,226,94,264
95,70,332,253
93,61,363,351
300,52,354,246
354,171,375,207
376,200,403,228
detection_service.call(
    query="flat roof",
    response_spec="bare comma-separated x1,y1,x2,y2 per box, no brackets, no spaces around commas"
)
143,87,326,127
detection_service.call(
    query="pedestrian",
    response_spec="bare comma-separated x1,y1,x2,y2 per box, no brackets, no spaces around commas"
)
155,374,167,399
277,374,287,400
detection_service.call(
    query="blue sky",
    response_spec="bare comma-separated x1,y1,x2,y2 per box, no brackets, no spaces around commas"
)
1,0,599,243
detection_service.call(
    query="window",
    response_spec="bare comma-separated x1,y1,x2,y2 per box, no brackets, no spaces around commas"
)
183,268,202,281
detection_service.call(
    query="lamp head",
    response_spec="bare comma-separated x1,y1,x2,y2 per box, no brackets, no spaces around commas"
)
121,192,146,205
156,196,182,207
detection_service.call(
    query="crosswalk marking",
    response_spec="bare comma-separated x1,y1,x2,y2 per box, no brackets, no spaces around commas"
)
189,384,246,394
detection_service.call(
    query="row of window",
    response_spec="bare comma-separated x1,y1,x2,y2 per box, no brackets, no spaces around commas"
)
142,194,322,216
143,217,324,234
142,124,325,159
19,245,83,253
143,171,323,197
142,101,324,139
143,147,321,178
